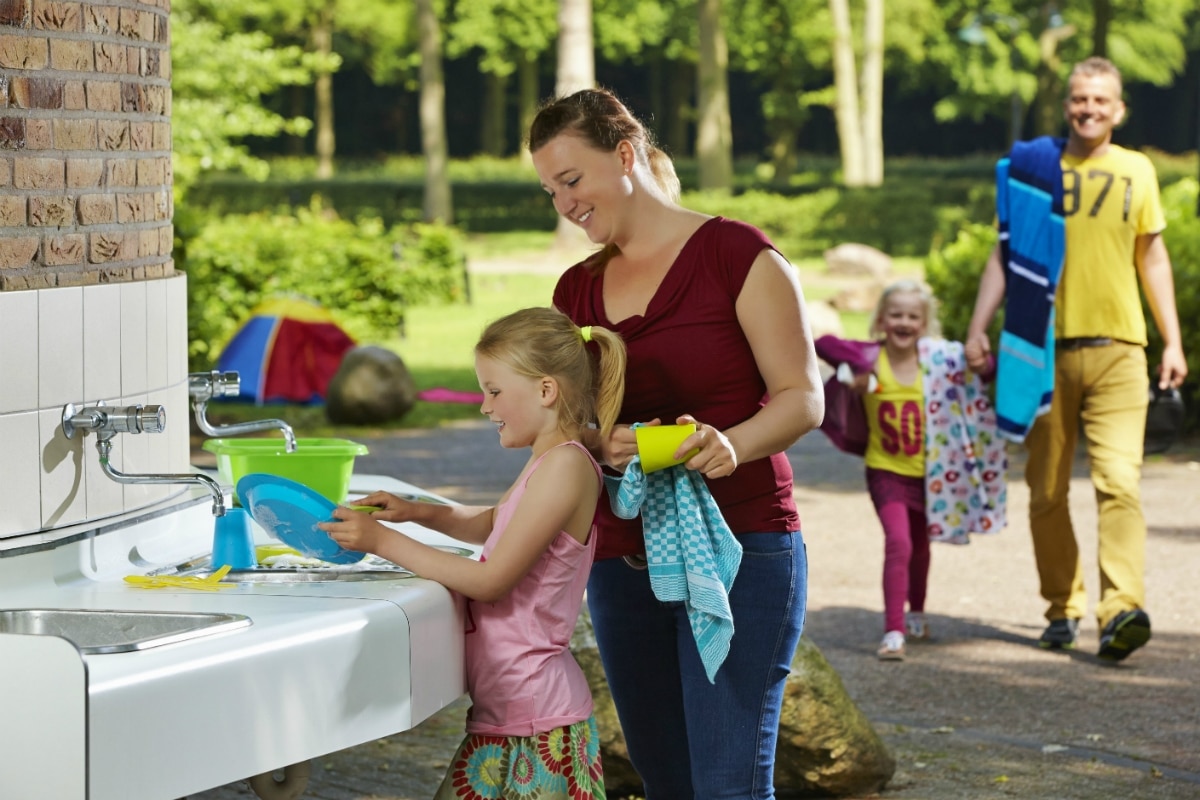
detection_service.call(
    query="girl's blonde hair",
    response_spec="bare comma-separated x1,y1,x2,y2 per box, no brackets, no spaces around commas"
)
868,279,942,339
476,307,626,441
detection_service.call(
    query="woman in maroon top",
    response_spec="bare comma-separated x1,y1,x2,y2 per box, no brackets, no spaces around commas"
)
529,88,824,799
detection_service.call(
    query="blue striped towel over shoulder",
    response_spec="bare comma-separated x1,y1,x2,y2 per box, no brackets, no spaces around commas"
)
994,136,1066,442
606,448,742,683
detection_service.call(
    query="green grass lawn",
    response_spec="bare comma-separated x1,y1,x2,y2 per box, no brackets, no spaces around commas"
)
203,242,897,436
202,271,560,436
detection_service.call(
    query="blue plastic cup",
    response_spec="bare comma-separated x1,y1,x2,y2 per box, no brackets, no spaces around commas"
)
212,507,256,569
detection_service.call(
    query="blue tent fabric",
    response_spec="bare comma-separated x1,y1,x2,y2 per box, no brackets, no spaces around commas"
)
217,315,278,404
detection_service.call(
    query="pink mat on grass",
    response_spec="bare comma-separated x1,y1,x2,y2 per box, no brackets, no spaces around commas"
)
417,388,485,404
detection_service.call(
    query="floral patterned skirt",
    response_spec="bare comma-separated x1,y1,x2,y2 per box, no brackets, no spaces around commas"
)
433,715,605,800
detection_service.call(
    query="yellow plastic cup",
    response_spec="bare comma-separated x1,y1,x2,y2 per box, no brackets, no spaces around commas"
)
635,423,699,473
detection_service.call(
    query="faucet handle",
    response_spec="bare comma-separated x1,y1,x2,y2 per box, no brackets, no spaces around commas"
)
188,370,241,401
62,402,165,439
128,404,166,434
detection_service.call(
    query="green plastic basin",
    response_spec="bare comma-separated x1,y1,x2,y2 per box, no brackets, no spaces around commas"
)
202,437,369,503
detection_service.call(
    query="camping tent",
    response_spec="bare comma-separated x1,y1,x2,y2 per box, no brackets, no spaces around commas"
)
216,296,356,404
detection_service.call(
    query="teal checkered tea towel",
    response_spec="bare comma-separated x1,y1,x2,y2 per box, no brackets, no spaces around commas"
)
607,455,742,683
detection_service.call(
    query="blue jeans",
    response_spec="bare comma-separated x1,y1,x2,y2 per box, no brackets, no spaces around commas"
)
587,531,807,800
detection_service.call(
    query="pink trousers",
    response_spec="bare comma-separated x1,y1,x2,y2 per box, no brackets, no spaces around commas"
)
867,468,929,634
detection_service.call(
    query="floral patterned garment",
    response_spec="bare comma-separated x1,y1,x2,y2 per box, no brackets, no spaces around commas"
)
919,338,1008,544
433,716,605,800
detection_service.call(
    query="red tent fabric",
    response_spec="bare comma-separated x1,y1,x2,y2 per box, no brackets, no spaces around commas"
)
216,297,355,405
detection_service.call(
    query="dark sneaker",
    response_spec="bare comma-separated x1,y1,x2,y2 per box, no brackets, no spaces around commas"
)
1038,618,1080,650
1098,609,1151,662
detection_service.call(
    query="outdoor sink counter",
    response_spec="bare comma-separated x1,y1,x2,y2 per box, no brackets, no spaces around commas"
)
0,472,473,800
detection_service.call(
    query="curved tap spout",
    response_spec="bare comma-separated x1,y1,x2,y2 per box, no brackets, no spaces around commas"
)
97,438,226,517
61,402,226,517
189,371,297,453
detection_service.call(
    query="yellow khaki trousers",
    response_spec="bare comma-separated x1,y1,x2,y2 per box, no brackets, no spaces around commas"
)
1025,342,1149,629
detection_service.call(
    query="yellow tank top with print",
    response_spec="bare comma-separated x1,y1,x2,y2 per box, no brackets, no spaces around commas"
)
863,349,924,477
1057,145,1165,345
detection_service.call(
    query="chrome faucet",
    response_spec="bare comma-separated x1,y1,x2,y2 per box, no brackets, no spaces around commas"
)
188,370,297,453
61,401,226,517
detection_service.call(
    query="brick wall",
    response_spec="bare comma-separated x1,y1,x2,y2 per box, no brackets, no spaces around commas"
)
0,0,172,291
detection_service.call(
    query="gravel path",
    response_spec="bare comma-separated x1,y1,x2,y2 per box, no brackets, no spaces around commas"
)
191,422,1200,800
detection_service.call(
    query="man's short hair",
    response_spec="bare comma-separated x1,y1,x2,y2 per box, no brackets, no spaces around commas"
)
1069,56,1123,94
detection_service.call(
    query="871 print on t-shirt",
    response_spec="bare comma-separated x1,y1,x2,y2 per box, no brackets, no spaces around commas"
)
1062,167,1132,221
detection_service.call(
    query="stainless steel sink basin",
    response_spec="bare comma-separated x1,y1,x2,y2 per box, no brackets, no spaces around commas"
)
218,568,416,583
0,609,252,655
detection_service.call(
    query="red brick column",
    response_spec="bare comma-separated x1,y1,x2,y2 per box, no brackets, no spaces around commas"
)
0,0,172,291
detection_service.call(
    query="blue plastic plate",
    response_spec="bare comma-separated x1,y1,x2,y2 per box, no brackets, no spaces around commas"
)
237,473,367,565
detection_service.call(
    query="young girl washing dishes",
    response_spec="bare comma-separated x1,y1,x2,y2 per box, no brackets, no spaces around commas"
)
815,279,1007,660
321,306,625,799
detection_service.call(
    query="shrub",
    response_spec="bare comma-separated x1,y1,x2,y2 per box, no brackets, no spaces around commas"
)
179,205,466,370
682,188,841,258
1156,178,1200,429
924,222,999,344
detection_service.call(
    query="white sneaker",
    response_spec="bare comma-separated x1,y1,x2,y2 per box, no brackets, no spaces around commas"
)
906,612,930,640
877,630,906,660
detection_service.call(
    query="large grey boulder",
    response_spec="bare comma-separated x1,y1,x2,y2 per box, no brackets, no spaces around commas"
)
775,637,895,796
830,280,884,314
823,243,893,279
572,611,894,797
324,345,418,425
807,299,845,340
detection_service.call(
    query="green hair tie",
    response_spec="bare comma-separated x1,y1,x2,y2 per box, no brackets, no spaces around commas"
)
580,326,593,342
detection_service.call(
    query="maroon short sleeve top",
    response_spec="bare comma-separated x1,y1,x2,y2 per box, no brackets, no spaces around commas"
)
553,216,801,560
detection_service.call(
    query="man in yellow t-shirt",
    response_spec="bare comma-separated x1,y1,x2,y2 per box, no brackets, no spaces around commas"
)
965,57,1188,662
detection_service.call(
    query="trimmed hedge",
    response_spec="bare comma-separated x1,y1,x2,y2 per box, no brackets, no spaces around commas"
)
187,178,559,234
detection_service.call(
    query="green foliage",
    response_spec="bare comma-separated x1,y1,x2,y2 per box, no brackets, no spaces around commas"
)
923,0,1195,129
180,206,466,371
446,0,556,75
170,0,317,197
682,176,990,260
1155,177,1200,427
924,222,998,344
683,189,840,258
187,177,557,233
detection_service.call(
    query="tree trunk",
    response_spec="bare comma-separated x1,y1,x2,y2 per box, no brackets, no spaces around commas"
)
696,0,733,191
1093,0,1111,57
313,3,335,180
554,0,595,246
829,0,864,187
768,124,797,188
417,0,453,223
555,0,594,96
647,53,664,146
1033,21,1076,137
517,55,539,165
666,59,693,158
481,71,508,157
287,84,306,156
860,0,884,186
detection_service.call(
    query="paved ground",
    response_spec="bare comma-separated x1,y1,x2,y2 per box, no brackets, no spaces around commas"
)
190,421,1200,800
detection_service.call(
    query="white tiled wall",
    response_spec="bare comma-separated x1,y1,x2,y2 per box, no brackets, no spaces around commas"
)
0,275,191,540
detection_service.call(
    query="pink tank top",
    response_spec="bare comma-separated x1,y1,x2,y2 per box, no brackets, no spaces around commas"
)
463,440,601,736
